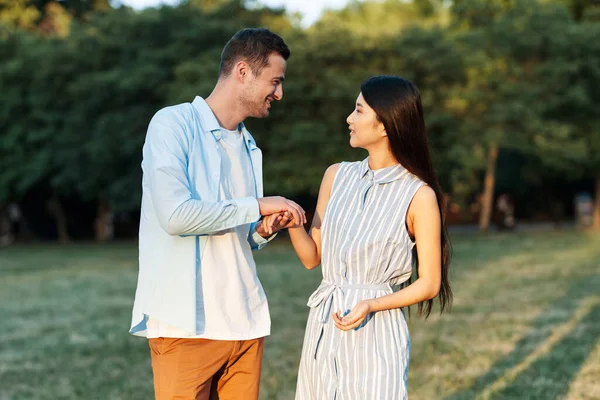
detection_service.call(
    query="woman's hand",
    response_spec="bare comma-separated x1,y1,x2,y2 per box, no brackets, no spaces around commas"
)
265,211,303,234
257,211,303,237
256,213,281,237
332,300,374,331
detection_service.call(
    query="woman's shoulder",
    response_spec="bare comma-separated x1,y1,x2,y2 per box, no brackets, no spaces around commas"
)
324,163,341,176
412,184,436,202
317,163,340,190
408,184,439,219
326,160,362,183
320,160,367,191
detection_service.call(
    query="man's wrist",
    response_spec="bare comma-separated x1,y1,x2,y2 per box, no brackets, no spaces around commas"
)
256,219,271,238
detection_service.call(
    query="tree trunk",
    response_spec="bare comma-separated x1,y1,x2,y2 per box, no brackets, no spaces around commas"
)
593,176,600,230
0,202,12,246
479,143,499,233
48,194,70,244
95,199,113,242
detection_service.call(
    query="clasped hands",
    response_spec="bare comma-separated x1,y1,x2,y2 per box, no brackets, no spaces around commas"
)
256,196,306,237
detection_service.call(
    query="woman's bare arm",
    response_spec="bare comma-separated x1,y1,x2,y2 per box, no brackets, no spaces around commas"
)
288,164,340,269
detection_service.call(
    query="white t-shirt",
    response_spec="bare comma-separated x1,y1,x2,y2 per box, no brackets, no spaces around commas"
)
146,127,270,340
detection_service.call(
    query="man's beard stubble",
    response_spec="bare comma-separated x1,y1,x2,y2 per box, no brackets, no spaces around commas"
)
240,86,269,119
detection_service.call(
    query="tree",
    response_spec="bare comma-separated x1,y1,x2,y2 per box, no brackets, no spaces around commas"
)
37,1,72,37
536,18,600,229
313,0,450,41
448,0,579,231
0,0,41,30
0,0,110,34
554,0,600,20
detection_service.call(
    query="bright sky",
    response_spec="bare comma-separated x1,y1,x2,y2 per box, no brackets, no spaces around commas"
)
118,0,349,26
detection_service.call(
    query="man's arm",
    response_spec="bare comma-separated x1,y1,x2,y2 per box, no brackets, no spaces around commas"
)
145,111,305,236
145,111,259,236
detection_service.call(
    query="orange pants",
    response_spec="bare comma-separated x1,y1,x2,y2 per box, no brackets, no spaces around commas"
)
148,337,264,400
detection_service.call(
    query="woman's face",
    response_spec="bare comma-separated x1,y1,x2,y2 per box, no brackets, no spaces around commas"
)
346,93,387,150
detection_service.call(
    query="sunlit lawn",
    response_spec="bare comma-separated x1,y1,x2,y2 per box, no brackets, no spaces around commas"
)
1,230,599,400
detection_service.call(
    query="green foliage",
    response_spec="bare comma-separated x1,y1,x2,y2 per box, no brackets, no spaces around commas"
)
0,0,598,228
445,0,600,202
0,0,41,30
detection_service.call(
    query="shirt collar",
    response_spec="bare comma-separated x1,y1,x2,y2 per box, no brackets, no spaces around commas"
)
192,96,220,132
192,96,255,149
360,158,408,184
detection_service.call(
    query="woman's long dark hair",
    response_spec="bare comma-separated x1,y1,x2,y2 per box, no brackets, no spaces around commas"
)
361,75,452,317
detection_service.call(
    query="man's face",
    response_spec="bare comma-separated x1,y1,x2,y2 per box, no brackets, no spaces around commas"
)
240,53,286,118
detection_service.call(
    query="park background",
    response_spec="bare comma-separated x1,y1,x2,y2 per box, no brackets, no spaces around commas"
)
1,0,599,399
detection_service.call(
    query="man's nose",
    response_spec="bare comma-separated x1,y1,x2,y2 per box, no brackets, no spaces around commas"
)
273,85,283,101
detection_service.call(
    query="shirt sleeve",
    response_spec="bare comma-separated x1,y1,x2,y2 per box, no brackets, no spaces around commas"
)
247,220,278,250
144,110,260,236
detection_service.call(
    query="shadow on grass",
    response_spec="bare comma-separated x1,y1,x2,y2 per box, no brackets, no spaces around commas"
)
446,273,600,400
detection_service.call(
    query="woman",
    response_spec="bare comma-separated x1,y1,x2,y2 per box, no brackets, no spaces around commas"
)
269,75,452,399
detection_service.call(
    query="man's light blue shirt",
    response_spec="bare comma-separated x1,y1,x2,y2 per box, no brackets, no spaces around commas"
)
130,96,272,336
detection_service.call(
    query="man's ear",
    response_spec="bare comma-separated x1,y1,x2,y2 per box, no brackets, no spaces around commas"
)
234,60,250,83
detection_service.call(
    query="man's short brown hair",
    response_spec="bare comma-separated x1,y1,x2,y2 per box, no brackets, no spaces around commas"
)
219,28,290,78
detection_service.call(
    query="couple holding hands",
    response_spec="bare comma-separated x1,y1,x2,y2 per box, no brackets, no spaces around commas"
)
130,28,452,400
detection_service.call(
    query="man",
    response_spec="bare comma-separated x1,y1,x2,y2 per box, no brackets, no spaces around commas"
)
129,28,305,400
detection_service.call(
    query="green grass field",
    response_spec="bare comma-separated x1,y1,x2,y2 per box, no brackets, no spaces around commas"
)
1,230,599,400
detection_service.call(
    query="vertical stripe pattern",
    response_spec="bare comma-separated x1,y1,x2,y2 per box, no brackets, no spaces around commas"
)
295,159,425,400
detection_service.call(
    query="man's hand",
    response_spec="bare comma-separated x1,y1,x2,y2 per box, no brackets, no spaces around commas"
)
258,197,306,227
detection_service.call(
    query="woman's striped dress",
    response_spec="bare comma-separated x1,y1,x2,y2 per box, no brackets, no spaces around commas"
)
295,159,425,400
